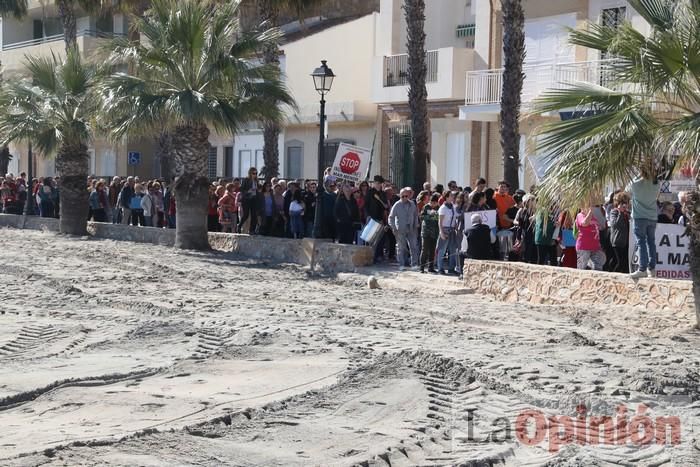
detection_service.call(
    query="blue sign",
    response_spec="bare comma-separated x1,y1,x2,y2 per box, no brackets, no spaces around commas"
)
128,151,141,166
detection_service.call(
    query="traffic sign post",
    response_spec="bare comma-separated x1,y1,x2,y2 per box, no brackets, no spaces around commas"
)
331,143,371,184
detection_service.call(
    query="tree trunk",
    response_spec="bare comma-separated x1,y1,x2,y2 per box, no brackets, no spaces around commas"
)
55,141,89,235
56,0,78,52
155,131,174,182
258,0,281,181
500,0,525,191
0,146,12,176
686,190,700,328
171,123,211,250
404,0,429,192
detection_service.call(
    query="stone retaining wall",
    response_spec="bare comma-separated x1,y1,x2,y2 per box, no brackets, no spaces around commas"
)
462,260,694,313
0,214,372,272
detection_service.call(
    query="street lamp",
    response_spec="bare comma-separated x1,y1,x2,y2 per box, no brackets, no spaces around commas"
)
311,60,335,239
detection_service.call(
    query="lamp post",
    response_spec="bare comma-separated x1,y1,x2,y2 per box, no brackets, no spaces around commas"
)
311,60,335,239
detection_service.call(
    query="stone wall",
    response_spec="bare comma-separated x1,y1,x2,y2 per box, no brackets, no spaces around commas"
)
462,260,694,313
0,215,372,273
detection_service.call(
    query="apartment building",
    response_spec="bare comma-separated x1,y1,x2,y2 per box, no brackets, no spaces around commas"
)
460,0,651,189
0,1,130,178
372,0,477,188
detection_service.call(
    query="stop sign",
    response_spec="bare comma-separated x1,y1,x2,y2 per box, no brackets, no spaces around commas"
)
339,151,361,174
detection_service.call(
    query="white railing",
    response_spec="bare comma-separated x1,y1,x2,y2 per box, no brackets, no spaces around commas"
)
1,30,123,51
383,50,439,87
465,59,616,105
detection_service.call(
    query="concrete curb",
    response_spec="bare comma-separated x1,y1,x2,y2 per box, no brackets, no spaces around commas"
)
0,214,373,273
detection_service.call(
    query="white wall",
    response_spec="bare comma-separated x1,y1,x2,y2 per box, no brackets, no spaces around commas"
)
282,14,377,111
381,0,474,56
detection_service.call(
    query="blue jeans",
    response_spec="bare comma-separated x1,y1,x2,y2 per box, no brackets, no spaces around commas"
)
437,229,458,272
633,218,657,271
290,212,304,238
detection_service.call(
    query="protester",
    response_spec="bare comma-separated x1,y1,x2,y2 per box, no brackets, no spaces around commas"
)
464,213,496,260
366,175,389,263
628,167,659,278
575,202,606,271
289,189,306,239
608,191,630,273
437,191,459,275
238,167,260,234
120,176,135,225
88,181,109,222
419,193,440,273
388,187,419,270
335,183,359,244
534,207,558,266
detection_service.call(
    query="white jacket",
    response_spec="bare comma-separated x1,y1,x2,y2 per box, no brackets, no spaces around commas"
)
141,193,154,217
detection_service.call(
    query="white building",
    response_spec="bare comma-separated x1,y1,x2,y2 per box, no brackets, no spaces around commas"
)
460,0,651,189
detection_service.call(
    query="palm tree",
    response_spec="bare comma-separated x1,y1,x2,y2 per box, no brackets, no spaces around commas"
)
531,0,700,327
257,0,323,181
404,0,429,190
500,0,525,190
0,51,101,234
101,0,294,250
0,146,12,176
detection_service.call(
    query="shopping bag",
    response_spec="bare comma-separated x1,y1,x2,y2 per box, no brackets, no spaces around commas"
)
360,218,383,245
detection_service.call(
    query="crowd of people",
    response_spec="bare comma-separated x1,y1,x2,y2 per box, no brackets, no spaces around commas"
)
1,173,60,217
2,166,689,279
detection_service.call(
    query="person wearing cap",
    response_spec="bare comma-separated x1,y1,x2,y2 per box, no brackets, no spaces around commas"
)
465,213,496,260
365,175,389,262
388,187,419,270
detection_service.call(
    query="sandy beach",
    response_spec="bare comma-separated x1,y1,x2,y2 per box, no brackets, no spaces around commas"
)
1,228,698,466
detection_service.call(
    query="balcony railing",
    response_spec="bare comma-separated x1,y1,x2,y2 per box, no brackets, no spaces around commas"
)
1,29,124,51
383,50,438,87
465,59,617,106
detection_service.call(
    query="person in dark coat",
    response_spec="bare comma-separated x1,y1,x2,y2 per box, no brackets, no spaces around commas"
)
465,213,496,260
321,179,338,240
335,183,359,244
365,175,389,262
238,167,260,234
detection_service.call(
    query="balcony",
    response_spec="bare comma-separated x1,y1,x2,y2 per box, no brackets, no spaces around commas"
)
373,47,474,104
383,50,438,87
456,24,476,49
0,30,121,73
461,59,616,119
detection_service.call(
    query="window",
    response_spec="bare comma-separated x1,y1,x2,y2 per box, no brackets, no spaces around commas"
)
207,146,218,180
286,146,303,180
601,6,626,29
224,146,234,178
239,149,253,178
600,7,626,85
